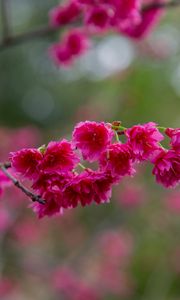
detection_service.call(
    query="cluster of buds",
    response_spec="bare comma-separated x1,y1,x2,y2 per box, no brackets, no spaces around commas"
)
49,0,165,66
7,121,180,219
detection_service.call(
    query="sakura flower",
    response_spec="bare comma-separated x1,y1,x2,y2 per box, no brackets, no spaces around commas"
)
10,148,43,179
0,170,11,196
120,1,164,38
152,149,180,188
85,6,112,31
125,122,164,161
39,139,79,173
72,121,114,161
166,127,180,152
49,1,81,27
49,43,72,66
32,190,63,218
100,143,135,181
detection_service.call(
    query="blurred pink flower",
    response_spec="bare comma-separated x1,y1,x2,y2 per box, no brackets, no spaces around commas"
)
49,29,90,66
117,183,145,208
166,191,180,213
49,1,81,27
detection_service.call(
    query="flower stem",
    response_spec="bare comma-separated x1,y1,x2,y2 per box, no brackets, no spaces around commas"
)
78,163,86,170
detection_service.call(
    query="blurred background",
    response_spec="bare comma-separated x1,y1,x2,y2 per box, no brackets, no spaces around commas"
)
0,0,180,299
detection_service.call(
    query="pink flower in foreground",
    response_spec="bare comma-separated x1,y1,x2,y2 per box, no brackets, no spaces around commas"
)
32,190,64,218
152,149,180,188
100,143,135,181
126,122,164,161
49,1,81,27
166,127,180,151
32,173,73,218
63,170,113,208
40,140,79,173
72,121,114,161
120,2,164,39
10,148,43,179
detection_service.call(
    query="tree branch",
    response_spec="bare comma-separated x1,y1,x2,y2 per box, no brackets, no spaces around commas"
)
0,25,57,51
143,0,180,11
0,0,179,52
1,0,11,42
0,163,46,205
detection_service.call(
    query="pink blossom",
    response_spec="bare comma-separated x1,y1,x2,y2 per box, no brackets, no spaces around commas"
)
14,218,44,245
0,207,12,233
32,190,63,218
32,172,73,217
49,29,90,66
125,122,164,161
112,0,141,29
85,6,112,31
100,143,135,181
49,1,81,27
10,148,43,179
117,183,145,208
152,149,180,188
63,170,113,208
72,121,114,161
166,191,180,213
49,43,72,66
64,29,90,55
39,139,79,173
52,267,99,300
0,170,11,195
98,230,133,264
166,127,180,151
120,2,164,38
0,278,16,298
63,171,94,208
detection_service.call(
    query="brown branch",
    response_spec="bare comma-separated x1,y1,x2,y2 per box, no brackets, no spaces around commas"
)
0,0,179,52
0,163,46,205
1,0,11,42
143,0,180,11
0,25,57,51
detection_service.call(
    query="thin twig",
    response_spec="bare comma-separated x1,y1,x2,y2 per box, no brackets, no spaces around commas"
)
0,25,57,51
143,0,180,11
1,0,11,42
0,1,180,52
0,163,46,205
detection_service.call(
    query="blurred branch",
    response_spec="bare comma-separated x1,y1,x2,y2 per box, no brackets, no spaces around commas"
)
0,0,180,52
1,0,11,42
0,163,46,205
143,0,180,11
0,25,57,51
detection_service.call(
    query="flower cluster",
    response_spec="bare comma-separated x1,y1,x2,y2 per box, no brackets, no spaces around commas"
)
9,121,180,218
49,0,165,66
